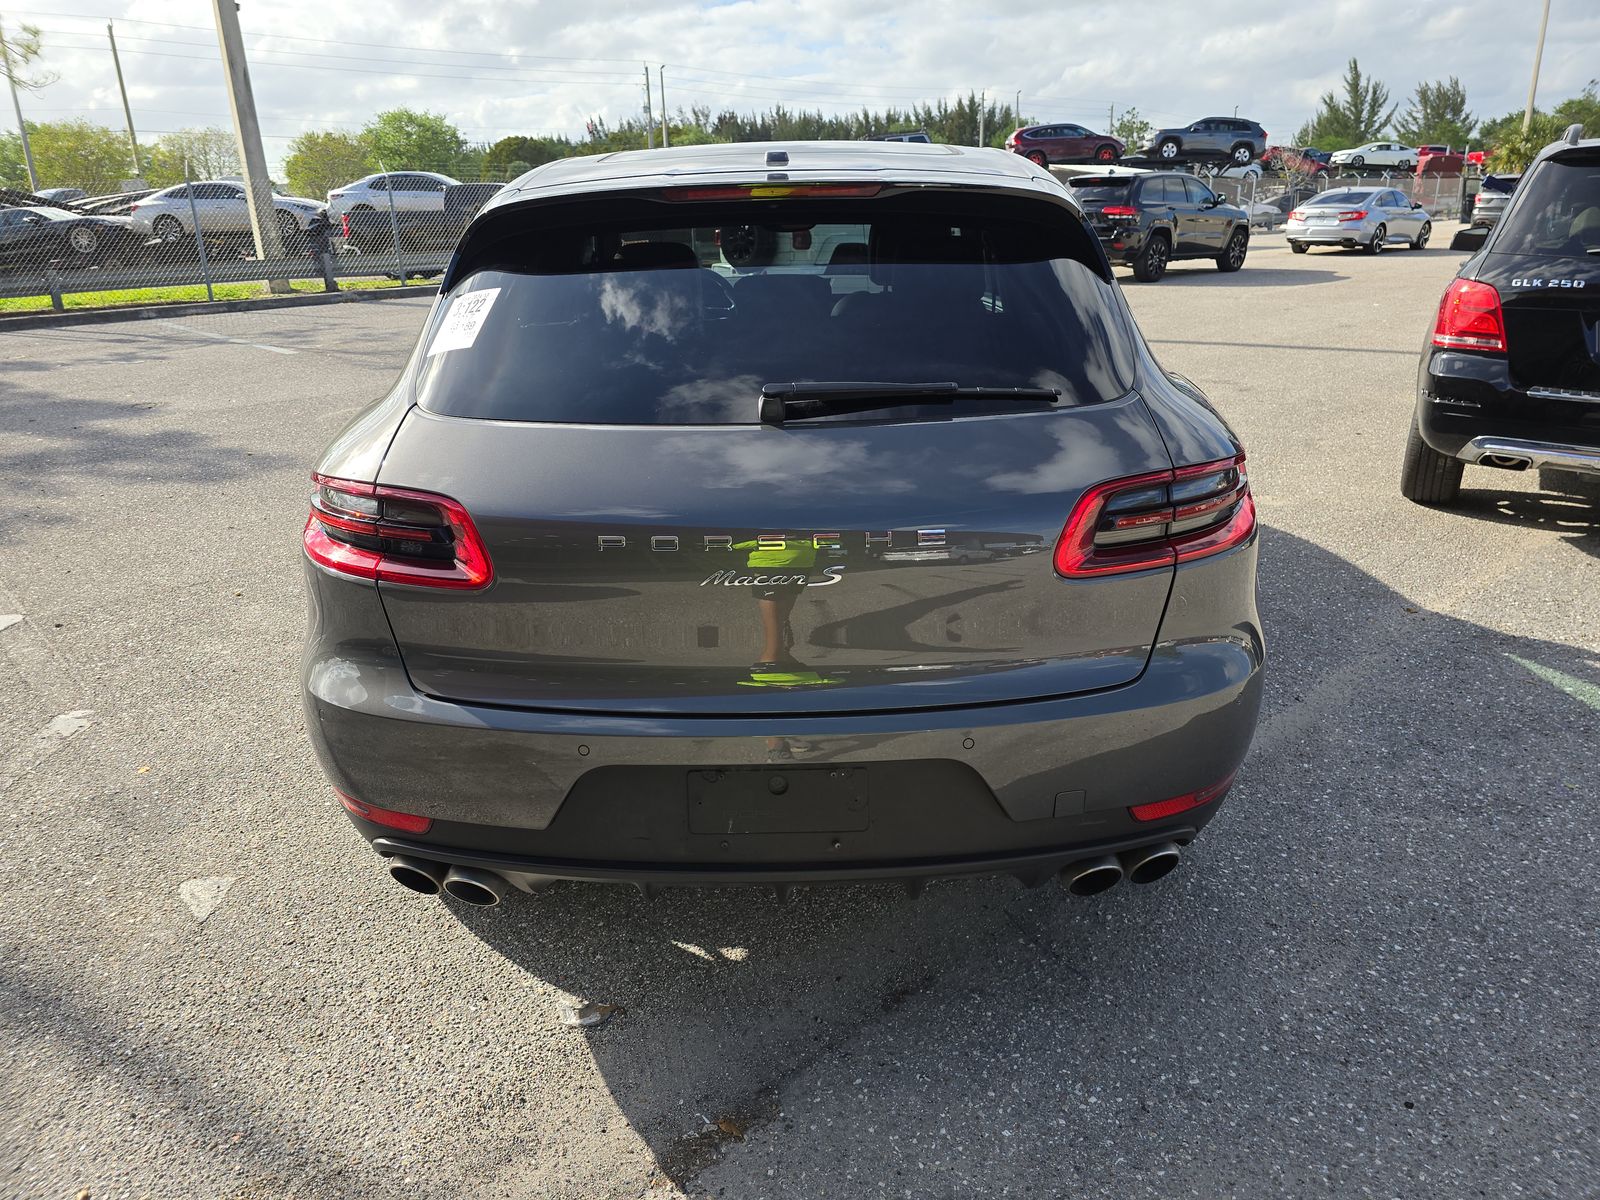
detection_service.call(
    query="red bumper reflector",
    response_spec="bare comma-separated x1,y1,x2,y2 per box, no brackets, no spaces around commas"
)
335,789,432,834
1128,772,1237,822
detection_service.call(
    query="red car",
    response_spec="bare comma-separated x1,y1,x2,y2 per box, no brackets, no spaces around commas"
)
1005,124,1124,166
1260,146,1330,174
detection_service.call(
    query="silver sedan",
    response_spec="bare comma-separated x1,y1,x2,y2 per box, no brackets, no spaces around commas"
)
1285,188,1433,254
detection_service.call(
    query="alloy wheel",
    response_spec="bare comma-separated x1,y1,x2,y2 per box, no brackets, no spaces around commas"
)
68,226,98,255
1159,141,1178,160
1415,222,1432,249
1232,146,1250,165
153,214,183,242
1227,231,1247,268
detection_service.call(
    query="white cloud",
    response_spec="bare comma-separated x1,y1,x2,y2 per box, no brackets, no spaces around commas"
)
10,0,1598,176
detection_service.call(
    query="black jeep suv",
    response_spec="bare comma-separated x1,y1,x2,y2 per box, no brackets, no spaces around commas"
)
1402,125,1600,504
1067,172,1250,281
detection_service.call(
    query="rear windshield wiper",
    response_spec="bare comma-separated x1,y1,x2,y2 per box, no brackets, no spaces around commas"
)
758,381,1062,424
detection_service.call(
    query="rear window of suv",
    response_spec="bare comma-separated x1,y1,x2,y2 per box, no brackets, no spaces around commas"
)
415,196,1133,425
1492,155,1600,258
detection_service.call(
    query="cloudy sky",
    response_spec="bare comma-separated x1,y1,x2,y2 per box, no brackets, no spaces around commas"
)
8,0,1599,171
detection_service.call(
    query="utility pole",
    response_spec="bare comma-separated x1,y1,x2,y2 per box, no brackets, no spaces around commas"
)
1523,0,1551,134
0,17,40,191
1108,104,1114,135
107,22,142,178
978,90,985,146
659,65,669,148
643,62,653,148
209,0,288,289
1014,90,1021,128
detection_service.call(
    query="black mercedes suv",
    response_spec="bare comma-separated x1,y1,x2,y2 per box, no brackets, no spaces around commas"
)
1403,125,1600,504
1067,172,1250,281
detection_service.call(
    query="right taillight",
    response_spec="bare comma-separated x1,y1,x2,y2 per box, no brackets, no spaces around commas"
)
1431,279,1506,353
303,473,493,589
1053,454,1255,578
1099,205,1139,217
1287,209,1303,221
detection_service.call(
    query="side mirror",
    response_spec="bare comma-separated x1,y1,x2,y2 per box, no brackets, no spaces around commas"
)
1450,227,1489,252
1412,201,1424,210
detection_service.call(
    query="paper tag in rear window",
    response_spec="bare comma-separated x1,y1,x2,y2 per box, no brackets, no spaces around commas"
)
427,287,501,356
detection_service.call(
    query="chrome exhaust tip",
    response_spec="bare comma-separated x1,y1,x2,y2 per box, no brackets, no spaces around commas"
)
386,854,447,896
442,865,507,907
1060,854,1124,896
1120,841,1182,886
1480,453,1531,471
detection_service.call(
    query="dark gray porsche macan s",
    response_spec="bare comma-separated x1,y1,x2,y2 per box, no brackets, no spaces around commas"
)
301,142,1264,905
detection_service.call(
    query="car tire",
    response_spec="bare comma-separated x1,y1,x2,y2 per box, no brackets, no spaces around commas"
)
1132,232,1170,282
1412,222,1431,249
720,223,776,267
1350,155,1365,168
1026,150,1048,167
1397,160,1412,172
1157,139,1180,161
1094,144,1117,163
1230,143,1254,165
1289,240,1308,254
1538,467,1600,499
152,214,185,242
1364,224,1386,254
1400,415,1464,505
276,211,299,243
1216,227,1248,272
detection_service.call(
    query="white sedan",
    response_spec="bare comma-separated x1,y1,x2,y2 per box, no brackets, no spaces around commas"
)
1328,142,1418,171
326,172,460,220
127,180,327,243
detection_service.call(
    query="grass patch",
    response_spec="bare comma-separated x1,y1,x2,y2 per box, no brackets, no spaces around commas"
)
0,275,414,314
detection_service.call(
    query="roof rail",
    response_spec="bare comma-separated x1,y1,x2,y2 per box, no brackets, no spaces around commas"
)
1564,123,1585,145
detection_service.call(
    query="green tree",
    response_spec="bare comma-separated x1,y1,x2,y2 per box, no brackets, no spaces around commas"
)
283,130,371,199
1395,77,1475,149
0,119,133,190
361,108,465,173
1553,80,1599,136
142,126,240,186
1487,113,1568,173
483,135,570,177
1297,59,1397,149
1111,107,1152,148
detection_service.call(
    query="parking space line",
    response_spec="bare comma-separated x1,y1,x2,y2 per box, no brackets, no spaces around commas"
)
164,322,298,356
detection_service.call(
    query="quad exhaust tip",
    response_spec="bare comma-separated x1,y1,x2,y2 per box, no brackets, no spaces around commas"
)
442,865,508,907
1120,841,1182,886
387,854,447,896
1060,854,1123,896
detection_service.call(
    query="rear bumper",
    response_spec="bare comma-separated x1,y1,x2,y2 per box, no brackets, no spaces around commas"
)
1285,222,1373,244
303,536,1263,883
1417,348,1600,466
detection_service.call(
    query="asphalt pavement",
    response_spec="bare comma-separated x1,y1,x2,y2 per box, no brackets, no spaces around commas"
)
2,228,1597,1200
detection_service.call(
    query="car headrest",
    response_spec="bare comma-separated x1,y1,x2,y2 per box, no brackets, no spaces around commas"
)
613,240,698,270
869,223,985,286
825,241,869,274
1570,206,1600,245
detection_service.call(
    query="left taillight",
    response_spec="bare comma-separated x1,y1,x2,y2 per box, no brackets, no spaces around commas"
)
1054,454,1256,578
303,472,493,589
335,789,432,834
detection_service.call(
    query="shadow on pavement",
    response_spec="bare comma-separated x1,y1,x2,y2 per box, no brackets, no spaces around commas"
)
447,525,1600,1196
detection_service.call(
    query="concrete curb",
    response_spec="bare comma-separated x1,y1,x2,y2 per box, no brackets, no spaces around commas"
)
0,282,440,332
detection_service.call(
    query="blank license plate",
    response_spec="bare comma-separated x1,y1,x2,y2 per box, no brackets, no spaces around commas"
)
688,767,869,835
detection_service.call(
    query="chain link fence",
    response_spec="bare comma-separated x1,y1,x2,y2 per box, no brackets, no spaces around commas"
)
1195,165,1475,229
0,162,514,312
